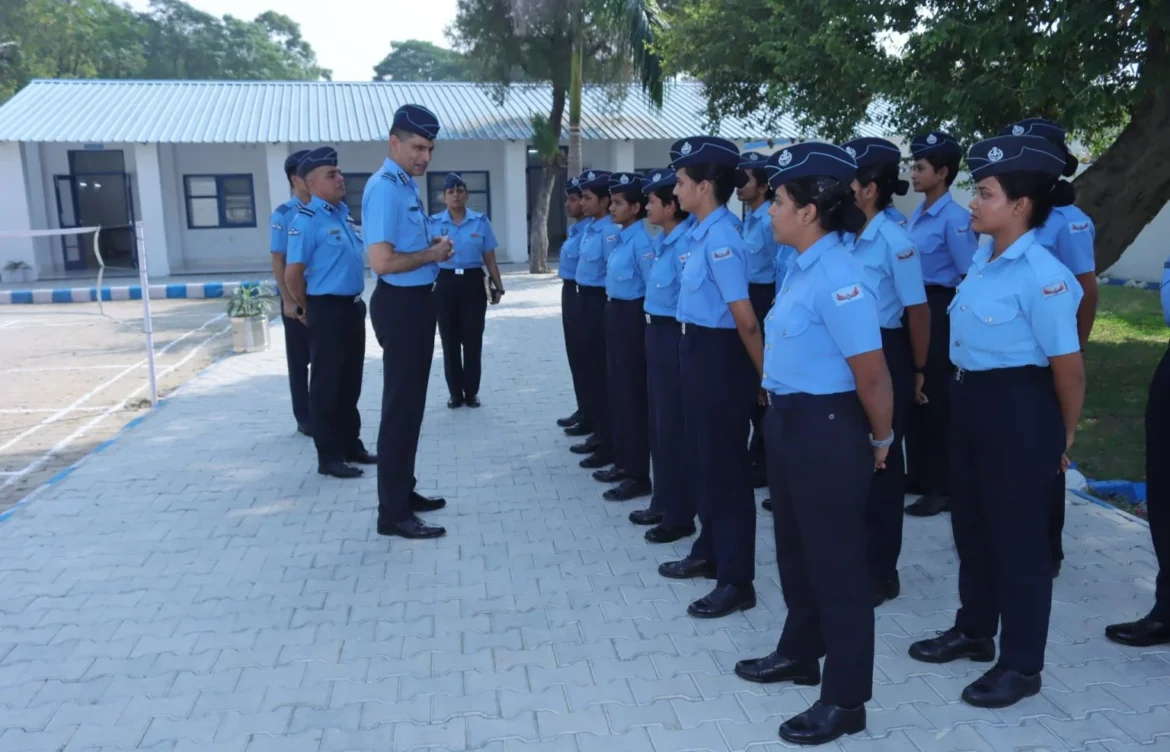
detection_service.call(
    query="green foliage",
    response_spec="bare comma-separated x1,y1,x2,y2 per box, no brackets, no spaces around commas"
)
373,40,472,81
530,112,560,162
226,283,275,319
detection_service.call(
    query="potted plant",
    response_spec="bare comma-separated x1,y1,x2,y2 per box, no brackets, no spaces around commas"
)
2,260,35,284
227,283,276,353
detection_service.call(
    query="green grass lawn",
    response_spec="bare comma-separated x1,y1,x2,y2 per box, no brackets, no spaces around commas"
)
1076,285,1166,483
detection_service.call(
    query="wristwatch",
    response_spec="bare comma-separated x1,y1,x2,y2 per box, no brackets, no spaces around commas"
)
869,432,895,448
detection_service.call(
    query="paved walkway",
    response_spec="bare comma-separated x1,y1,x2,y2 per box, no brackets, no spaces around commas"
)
1,272,1167,752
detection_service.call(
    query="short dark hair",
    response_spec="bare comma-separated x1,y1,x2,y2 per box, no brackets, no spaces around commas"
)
783,177,866,235
995,172,1076,229
678,164,737,205
652,185,689,221
921,153,960,187
856,162,909,211
613,189,647,219
746,168,775,200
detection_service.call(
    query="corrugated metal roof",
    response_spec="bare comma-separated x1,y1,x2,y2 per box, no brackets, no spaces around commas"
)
0,80,891,144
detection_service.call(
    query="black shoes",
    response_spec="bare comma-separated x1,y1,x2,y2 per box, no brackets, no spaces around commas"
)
557,410,581,428
570,438,600,455
465,395,481,408
734,652,821,686
658,557,716,580
1105,616,1170,647
961,666,1041,708
872,574,900,608
410,491,446,512
645,523,696,543
908,627,995,664
628,508,662,526
318,461,362,479
377,515,446,539
687,584,756,618
564,422,594,437
447,395,464,409
347,449,377,465
779,700,866,745
603,478,652,501
905,493,950,517
593,467,625,483
296,423,312,437
579,451,613,469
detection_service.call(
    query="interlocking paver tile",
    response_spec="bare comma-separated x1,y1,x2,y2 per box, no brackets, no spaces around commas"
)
2,274,1170,751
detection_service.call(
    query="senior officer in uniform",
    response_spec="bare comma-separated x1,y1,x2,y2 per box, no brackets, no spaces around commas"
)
733,142,893,746
907,134,1085,709
432,172,506,409
903,131,979,518
557,176,592,432
269,148,313,436
842,136,931,607
284,147,376,479
362,104,451,540
630,168,697,542
657,137,764,620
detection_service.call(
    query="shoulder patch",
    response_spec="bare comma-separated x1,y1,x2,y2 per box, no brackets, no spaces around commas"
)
896,247,916,261
1069,222,1091,233
711,248,733,260
1041,280,1069,298
833,284,865,306
271,221,283,231
954,224,970,234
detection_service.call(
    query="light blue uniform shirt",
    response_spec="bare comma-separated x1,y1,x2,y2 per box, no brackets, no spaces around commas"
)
362,157,437,287
763,234,883,395
742,202,778,284
575,215,616,288
559,219,591,281
849,212,928,329
774,244,796,296
908,192,979,287
949,230,1083,371
605,221,653,300
286,197,366,297
1161,257,1170,327
430,208,498,270
884,205,908,227
643,216,695,317
676,206,751,329
1035,205,1096,276
269,198,302,254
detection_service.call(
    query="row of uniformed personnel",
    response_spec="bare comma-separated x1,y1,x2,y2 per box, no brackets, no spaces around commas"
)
553,122,1095,745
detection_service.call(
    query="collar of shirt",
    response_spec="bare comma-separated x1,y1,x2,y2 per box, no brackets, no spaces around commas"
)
385,157,418,190
794,232,844,272
911,191,954,223
588,215,615,235
971,229,1036,270
690,205,733,242
568,219,590,237
858,210,889,243
618,220,646,242
435,207,482,227
307,195,349,218
660,220,690,252
750,201,770,224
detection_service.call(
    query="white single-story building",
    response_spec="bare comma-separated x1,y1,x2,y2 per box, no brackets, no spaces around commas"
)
0,79,1166,282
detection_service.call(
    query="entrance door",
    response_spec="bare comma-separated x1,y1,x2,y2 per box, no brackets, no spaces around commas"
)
54,175,86,270
60,149,137,271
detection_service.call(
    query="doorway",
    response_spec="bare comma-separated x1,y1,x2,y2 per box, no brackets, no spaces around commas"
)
54,149,137,272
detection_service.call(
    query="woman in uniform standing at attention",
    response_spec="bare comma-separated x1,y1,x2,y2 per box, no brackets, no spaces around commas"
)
557,175,594,434
629,168,698,543
732,142,893,746
907,134,1085,709
841,137,931,608
656,137,763,621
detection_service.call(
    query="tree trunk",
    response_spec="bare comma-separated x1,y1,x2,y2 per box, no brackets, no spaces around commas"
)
528,81,568,274
568,25,584,178
1076,26,1170,274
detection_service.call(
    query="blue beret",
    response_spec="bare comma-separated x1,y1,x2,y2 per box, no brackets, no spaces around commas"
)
443,172,466,190
966,135,1068,182
670,137,740,169
765,142,857,189
999,117,1066,145
910,131,962,159
608,171,647,198
565,175,584,195
296,146,338,178
642,168,677,194
840,137,903,169
284,149,310,176
579,169,613,194
392,104,440,141
737,151,768,171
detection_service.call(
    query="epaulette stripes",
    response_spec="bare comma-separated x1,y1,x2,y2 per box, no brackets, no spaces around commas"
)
381,172,397,183
297,208,315,217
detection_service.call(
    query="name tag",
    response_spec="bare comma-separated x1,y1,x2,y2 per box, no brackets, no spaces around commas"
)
455,268,465,276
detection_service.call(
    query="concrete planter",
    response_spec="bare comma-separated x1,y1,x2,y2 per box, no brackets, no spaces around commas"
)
1,267,36,284
230,315,270,354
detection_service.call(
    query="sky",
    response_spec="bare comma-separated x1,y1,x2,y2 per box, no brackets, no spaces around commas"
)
125,0,459,82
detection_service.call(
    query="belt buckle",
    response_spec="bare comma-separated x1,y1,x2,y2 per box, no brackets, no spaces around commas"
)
953,368,965,384
645,313,651,324
681,322,687,334
455,268,464,276
353,294,362,303
766,391,773,408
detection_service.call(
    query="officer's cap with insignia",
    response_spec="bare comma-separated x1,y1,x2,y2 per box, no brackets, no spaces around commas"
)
284,149,311,178
392,104,440,141
608,171,647,200
642,168,677,194
579,169,614,196
999,117,1066,145
443,172,466,190
296,146,339,179
764,142,857,190
839,137,903,169
565,175,584,196
736,151,768,172
965,135,1068,182
909,131,962,159
669,137,740,169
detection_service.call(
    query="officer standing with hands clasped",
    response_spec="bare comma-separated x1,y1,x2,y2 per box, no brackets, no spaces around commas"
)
283,147,376,480
362,104,450,540
656,137,763,620
432,172,505,409
907,134,1085,709
269,148,312,436
557,176,592,433
732,142,893,746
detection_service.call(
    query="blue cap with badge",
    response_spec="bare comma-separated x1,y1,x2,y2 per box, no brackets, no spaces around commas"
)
443,172,466,190
566,175,584,195
284,149,311,177
764,142,857,189
737,151,769,171
910,131,962,159
642,168,677,193
840,137,902,169
296,146,338,178
966,135,1068,181
392,104,440,140
669,137,740,169
608,171,647,198
999,117,1066,145
579,169,613,194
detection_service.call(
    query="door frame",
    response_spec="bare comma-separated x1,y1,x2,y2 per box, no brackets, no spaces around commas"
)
53,171,138,271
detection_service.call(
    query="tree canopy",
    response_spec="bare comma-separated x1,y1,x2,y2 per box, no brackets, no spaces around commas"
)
660,0,1169,270
373,40,472,81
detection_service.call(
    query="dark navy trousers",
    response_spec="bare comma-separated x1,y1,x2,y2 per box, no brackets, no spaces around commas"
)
906,285,955,495
281,312,312,428
766,391,875,707
305,294,366,465
867,326,913,583
747,282,774,469
435,267,488,400
950,366,1065,676
680,324,757,586
646,316,693,525
560,280,588,419
605,298,650,479
577,285,613,454
1147,346,1170,622
371,281,434,524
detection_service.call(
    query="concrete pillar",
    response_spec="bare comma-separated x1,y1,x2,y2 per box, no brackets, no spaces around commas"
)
613,140,635,172
0,142,37,274
20,143,54,274
500,140,528,264
133,143,171,277
264,144,290,216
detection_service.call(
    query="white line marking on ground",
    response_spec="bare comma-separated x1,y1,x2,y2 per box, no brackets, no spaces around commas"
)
0,321,22,329
0,313,226,456
0,407,113,414
0,322,232,492
1,365,140,374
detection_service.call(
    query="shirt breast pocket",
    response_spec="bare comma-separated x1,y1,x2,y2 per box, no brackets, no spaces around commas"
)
580,237,602,263
680,252,707,291
966,299,1020,349
399,210,428,248
769,304,814,342
611,247,636,281
649,254,676,288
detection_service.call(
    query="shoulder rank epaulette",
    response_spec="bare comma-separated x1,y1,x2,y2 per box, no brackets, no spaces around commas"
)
381,172,397,184
297,207,315,218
